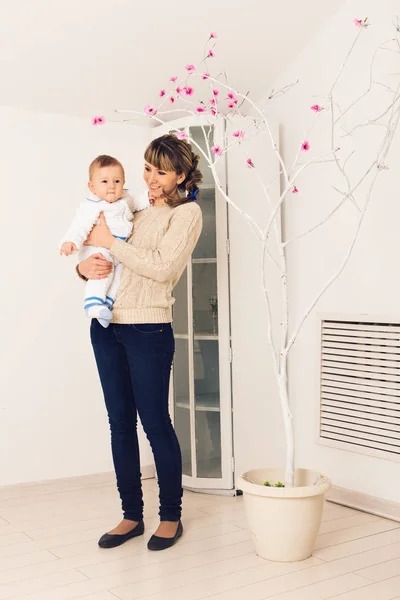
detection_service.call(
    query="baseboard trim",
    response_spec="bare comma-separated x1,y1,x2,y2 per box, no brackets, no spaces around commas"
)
183,486,235,496
326,485,400,523
141,464,156,480
0,464,156,492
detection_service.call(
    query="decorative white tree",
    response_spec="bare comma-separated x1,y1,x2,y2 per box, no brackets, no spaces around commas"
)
96,17,400,486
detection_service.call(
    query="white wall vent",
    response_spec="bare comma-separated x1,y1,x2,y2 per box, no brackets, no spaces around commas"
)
320,318,400,461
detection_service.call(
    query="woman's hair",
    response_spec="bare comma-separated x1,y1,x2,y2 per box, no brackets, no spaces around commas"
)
89,155,125,181
144,134,203,207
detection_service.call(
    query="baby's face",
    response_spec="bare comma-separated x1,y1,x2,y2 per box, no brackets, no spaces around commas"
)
89,165,125,202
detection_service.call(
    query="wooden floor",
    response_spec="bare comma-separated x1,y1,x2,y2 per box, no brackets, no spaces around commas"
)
0,473,400,600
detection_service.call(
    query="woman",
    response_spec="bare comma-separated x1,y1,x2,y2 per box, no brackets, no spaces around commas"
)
77,134,203,551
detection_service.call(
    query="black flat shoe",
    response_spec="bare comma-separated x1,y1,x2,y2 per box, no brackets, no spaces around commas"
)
98,520,144,549
147,521,183,551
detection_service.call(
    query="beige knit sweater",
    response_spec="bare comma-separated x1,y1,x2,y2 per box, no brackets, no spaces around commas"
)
109,201,202,324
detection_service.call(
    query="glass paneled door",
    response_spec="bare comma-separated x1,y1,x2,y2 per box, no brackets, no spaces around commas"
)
158,118,233,491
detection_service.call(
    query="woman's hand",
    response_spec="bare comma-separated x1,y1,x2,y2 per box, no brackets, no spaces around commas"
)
85,213,115,249
148,190,167,206
77,253,113,280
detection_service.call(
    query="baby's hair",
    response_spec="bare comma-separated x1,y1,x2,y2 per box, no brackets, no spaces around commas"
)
89,155,125,181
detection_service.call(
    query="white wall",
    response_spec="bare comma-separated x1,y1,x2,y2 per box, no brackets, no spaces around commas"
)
253,0,400,501
0,106,153,485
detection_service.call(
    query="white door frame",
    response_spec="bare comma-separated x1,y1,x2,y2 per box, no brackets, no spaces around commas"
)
152,117,234,491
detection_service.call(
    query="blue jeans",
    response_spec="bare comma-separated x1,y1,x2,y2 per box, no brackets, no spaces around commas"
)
90,320,182,522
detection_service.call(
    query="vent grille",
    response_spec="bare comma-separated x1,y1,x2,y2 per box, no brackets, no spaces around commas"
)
320,319,400,459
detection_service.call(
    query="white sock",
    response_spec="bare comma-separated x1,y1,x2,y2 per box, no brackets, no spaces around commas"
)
86,305,112,320
98,318,111,328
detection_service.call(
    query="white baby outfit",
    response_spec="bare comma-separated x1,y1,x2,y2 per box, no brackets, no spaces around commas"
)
60,190,149,325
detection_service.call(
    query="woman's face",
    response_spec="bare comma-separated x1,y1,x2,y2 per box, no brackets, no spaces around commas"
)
143,161,185,202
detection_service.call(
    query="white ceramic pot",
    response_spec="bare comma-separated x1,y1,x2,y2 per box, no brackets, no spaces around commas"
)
237,467,331,562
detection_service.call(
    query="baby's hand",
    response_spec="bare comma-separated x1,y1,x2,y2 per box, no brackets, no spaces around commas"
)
60,242,78,256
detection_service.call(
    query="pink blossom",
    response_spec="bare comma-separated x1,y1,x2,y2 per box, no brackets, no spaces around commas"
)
144,105,157,117
292,186,299,194
310,104,323,112
208,49,216,58
175,131,188,140
353,18,363,28
185,64,195,72
210,32,218,39
92,115,105,126
176,85,183,95
201,72,210,80
196,106,205,113
184,86,194,96
159,89,166,97
301,140,310,151
169,96,175,104
233,130,245,139
227,91,237,100
169,76,178,82
212,88,220,96
246,158,255,168
212,145,223,156
228,101,236,109
209,98,216,105
210,108,217,116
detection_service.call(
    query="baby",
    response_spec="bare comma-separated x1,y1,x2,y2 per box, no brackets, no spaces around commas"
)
60,154,148,327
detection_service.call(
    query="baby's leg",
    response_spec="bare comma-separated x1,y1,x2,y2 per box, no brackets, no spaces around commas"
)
80,247,113,327
84,277,113,325
106,261,123,310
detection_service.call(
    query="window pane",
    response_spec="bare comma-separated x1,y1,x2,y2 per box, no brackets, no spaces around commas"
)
194,339,221,478
173,338,192,476
192,263,218,335
195,412,222,479
189,126,214,187
193,188,217,259
173,268,188,335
